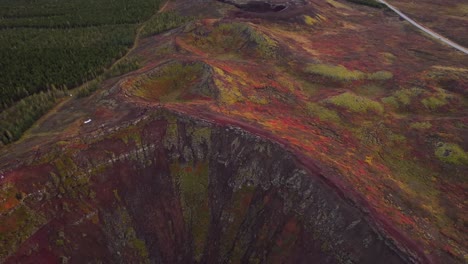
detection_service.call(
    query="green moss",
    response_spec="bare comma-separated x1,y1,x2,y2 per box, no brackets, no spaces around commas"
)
305,64,392,82
247,27,277,58
381,88,424,108
52,155,91,199
192,127,211,148
327,92,384,114
303,15,325,26
131,61,204,102
171,161,210,261
248,95,269,105
389,133,406,142
410,121,432,130
367,70,393,80
0,205,46,259
121,135,129,144
55,239,65,247
191,22,277,59
128,132,142,147
305,102,340,123
435,143,468,165
306,64,365,81
102,207,149,262
131,238,149,259
213,67,244,105
54,156,77,178
422,96,447,110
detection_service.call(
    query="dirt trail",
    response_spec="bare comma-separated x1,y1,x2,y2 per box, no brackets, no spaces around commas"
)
378,0,468,55
111,0,171,67
19,0,171,142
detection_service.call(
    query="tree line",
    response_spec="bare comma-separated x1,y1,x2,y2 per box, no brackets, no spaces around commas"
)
0,0,162,111
0,0,196,146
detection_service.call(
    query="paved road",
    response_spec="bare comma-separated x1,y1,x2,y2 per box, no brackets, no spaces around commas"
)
377,0,468,55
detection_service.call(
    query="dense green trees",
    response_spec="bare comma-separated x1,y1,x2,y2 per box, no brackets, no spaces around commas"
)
0,0,159,145
0,25,137,109
0,0,195,146
0,0,162,110
0,88,66,144
141,12,192,38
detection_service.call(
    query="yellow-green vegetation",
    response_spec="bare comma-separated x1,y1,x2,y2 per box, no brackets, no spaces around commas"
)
131,61,204,102
352,121,403,146
352,122,451,231
306,64,365,80
435,143,468,165
426,66,468,93
450,3,468,16
192,127,211,149
213,67,244,105
421,97,447,110
367,71,393,80
421,89,450,110
104,56,142,78
383,149,449,227
381,52,396,64
410,121,432,130
248,95,269,105
381,87,424,108
52,156,91,199
303,14,326,26
191,22,278,58
305,102,341,123
170,161,210,261
327,92,384,114
306,63,392,81
103,207,149,261
326,0,352,9
141,12,193,38
0,204,46,260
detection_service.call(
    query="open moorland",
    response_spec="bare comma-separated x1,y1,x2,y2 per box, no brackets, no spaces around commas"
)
0,0,467,263
385,0,468,47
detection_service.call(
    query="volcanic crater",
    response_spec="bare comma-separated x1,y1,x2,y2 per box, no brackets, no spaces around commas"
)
2,110,416,263
1,0,467,263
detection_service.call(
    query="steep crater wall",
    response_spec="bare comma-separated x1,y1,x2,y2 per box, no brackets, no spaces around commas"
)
3,111,414,263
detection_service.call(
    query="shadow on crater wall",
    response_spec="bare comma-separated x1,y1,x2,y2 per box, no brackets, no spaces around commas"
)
4,111,414,263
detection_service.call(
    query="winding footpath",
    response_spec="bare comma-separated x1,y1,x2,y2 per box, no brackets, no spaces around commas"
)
18,0,171,142
377,0,468,55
